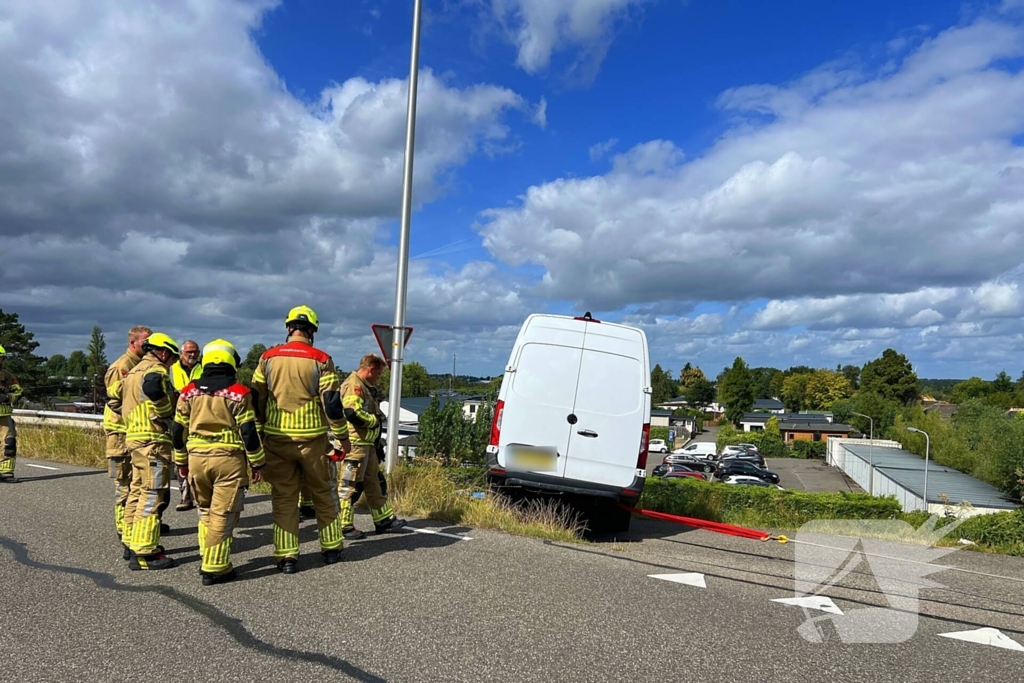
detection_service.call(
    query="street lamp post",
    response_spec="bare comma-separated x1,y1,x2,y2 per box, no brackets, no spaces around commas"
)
852,412,874,495
907,427,931,513
384,0,424,476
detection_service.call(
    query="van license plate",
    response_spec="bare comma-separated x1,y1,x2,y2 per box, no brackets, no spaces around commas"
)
507,447,557,473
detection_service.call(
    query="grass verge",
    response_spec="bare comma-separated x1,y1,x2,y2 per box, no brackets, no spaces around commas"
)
641,476,1024,556
19,425,106,468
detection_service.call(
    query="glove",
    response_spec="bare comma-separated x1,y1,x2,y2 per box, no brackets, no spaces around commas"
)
177,465,189,479
250,464,264,484
327,448,345,463
376,442,386,463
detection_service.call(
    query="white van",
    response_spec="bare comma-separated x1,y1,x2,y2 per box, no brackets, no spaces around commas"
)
486,313,651,532
671,442,717,460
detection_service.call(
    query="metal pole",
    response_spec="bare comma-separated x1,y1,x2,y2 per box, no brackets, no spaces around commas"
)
384,0,424,476
922,431,930,512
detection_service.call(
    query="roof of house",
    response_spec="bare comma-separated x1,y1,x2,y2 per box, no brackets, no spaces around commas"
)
651,409,673,417
741,412,831,423
753,398,784,410
840,444,1018,509
778,421,853,433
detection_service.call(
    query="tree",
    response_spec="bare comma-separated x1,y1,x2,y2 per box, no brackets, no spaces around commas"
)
66,350,89,377
44,354,68,378
236,343,266,387
949,377,990,405
86,326,107,379
417,395,474,465
840,364,861,390
650,364,678,404
376,360,432,398
684,379,716,411
717,357,754,424
993,370,1014,394
860,349,918,405
678,363,706,389
749,367,781,399
804,370,853,410
0,309,46,398
781,373,810,412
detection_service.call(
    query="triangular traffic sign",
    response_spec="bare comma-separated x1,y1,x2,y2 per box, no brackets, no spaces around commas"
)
372,324,413,366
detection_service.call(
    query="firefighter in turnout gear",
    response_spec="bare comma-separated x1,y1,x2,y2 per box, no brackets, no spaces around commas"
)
103,326,151,540
252,306,352,573
172,339,265,586
171,340,202,512
0,345,24,482
337,353,407,539
121,333,180,570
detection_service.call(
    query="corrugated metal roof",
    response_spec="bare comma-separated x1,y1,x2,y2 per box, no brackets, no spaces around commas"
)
841,444,1018,510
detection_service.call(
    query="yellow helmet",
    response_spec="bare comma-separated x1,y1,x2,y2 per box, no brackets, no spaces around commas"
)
143,332,180,357
0,344,6,356
285,305,319,331
202,339,240,370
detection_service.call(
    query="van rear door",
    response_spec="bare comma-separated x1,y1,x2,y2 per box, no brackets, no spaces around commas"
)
497,320,585,477
562,323,647,488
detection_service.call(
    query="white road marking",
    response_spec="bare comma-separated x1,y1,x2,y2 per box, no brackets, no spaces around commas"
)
938,628,1024,651
649,572,707,588
772,596,843,615
407,527,472,541
24,463,59,471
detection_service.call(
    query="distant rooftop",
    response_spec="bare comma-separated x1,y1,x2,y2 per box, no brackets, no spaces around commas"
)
841,444,1018,509
753,398,784,410
779,421,852,433
742,412,832,423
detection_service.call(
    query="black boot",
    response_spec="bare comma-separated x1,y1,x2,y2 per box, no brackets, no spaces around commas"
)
160,523,171,534
121,544,132,561
277,558,298,574
201,569,237,586
342,527,366,540
322,549,343,565
374,517,408,535
129,550,176,571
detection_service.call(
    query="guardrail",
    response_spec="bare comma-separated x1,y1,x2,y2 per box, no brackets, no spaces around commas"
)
13,409,104,429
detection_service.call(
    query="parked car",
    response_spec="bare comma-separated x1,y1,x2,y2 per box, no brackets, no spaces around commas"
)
664,467,705,481
737,443,760,453
719,451,766,468
663,453,716,474
648,438,669,454
720,444,758,457
714,460,780,484
486,313,651,533
653,463,704,478
672,442,717,459
724,475,784,489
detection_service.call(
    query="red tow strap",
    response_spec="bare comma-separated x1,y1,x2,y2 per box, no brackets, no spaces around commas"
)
619,505,771,541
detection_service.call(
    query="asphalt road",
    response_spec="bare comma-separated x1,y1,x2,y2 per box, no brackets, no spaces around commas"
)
2,455,1023,682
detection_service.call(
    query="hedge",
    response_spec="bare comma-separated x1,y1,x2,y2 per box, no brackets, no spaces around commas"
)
792,441,827,459
901,509,1024,556
639,476,903,530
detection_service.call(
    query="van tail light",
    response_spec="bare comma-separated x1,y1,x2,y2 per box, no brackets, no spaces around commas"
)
637,423,650,470
489,400,505,447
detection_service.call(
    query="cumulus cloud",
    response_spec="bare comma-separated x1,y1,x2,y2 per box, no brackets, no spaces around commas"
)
0,0,532,368
490,0,651,79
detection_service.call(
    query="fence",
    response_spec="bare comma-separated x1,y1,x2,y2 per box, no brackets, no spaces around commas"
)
12,409,104,430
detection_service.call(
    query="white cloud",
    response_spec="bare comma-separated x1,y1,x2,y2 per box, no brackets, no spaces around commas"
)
490,0,651,79
0,0,532,370
589,138,619,161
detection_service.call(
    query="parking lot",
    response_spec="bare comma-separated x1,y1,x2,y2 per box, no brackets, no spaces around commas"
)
649,427,864,494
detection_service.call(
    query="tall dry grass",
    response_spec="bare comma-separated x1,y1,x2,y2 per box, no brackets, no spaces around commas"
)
18,425,106,468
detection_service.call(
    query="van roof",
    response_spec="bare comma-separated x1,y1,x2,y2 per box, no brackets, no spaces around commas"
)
522,313,645,338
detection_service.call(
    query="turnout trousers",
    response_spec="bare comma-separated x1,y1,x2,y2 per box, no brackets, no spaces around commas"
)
263,434,343,559
106,432,132,534
338,444,395,530
124,442,172,555
189,453,248,576
0,416,15,479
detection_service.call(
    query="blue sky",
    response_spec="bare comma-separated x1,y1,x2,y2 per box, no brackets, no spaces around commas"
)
3,0,1024,381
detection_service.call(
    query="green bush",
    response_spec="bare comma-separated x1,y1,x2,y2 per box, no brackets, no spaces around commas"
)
900,509,1024,556
639,476,902,530
792,440,827,459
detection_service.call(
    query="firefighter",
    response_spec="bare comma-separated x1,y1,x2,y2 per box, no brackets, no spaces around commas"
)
121,333,180,570
172,339,265,586
337,353,407,539
103,326,152,547
170,340,201,511
252,306,352,573
0,345,24,483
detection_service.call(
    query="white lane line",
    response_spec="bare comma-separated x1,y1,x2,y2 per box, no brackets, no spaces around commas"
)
649,572,707,588
24,463,59,471
407,527,472,541
938,628,1024,651
773,596,844,615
